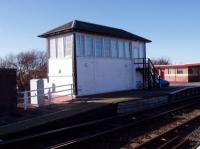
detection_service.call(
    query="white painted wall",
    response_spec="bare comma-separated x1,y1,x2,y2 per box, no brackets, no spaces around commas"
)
48,58,73,85
75,33,146,96
77,57,136,96
46,31,146,96
47,34,74,95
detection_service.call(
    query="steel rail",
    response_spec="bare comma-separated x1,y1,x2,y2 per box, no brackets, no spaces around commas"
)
135,115,200,149
48,102,200,149
1,99,200,149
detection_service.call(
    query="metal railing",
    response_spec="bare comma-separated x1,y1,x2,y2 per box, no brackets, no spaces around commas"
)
133,58,146,65
134,58,161,88
18,84,73,110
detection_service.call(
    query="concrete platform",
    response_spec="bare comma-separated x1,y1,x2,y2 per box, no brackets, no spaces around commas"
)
78,86,183,104
0,86,186,136
0,101,109,135
170,82,200,87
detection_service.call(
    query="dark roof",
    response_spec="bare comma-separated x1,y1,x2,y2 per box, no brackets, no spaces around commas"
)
38,20,151,42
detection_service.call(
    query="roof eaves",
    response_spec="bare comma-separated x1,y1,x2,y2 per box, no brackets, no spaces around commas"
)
38,20,152,42
38,28,73,38
72,20,76,28
38,21,74,38
120,29,151,43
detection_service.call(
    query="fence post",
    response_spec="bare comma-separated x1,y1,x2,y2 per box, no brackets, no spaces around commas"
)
52,83,56,93
24,91,28,110
48,88,52,104
71,84,73,100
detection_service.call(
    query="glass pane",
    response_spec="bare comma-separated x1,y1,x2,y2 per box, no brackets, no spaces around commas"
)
50,38,56,58
95,37,102,57
85,36,93,56
64,36,72,57
177,69,183,74
76,34,84,56
103,38,110,57
118,40,124,58
125,41,130,58
111,39,118,58
139,43,144,58
57,37,64,58
131,42,137,58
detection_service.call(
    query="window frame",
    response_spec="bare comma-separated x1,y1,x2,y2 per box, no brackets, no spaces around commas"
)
57,36,64,59
85,35,94,57
168,68,172,74
177,68,183,74
49,37,57,59
118,40,125,58
124,41,131,59
76,34,85,57
64,35,73,58
103,38,111,57
94,36,103,57
110,39,118,58
75,33,145,60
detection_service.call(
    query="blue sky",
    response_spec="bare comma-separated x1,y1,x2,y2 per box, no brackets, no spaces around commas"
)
0,0,200,64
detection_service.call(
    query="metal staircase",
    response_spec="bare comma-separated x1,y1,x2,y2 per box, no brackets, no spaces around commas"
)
134,58,161,89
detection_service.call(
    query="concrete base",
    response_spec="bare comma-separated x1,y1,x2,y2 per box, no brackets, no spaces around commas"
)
117,95,168,113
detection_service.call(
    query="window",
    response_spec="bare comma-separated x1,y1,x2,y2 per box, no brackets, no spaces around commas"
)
95,37,102,57
76,34,84,56
103,38,110,57
177,68,183,74
111,39,118,58
64,36,72,57
85,36,93,56
49,38,56,58
131,42,136,58
168,69,172,74
139,43,145,58
134,48,140,59
118,40,124,58
189,68,193,74
57,37,64,58
124,41,130,58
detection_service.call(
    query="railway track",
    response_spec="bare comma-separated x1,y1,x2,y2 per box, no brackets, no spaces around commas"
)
132,112,200,149
0,98,200,149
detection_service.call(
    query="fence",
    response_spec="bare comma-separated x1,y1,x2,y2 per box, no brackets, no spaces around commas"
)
18,84,73,110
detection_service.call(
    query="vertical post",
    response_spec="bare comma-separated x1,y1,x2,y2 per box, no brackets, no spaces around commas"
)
72,33,78,96
48,88,52,104
159,76,161,88
143,58,145,89
30,79,44,106
24,91,28,111
71,84,74,101
52,83,56,93
147,59,150,89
